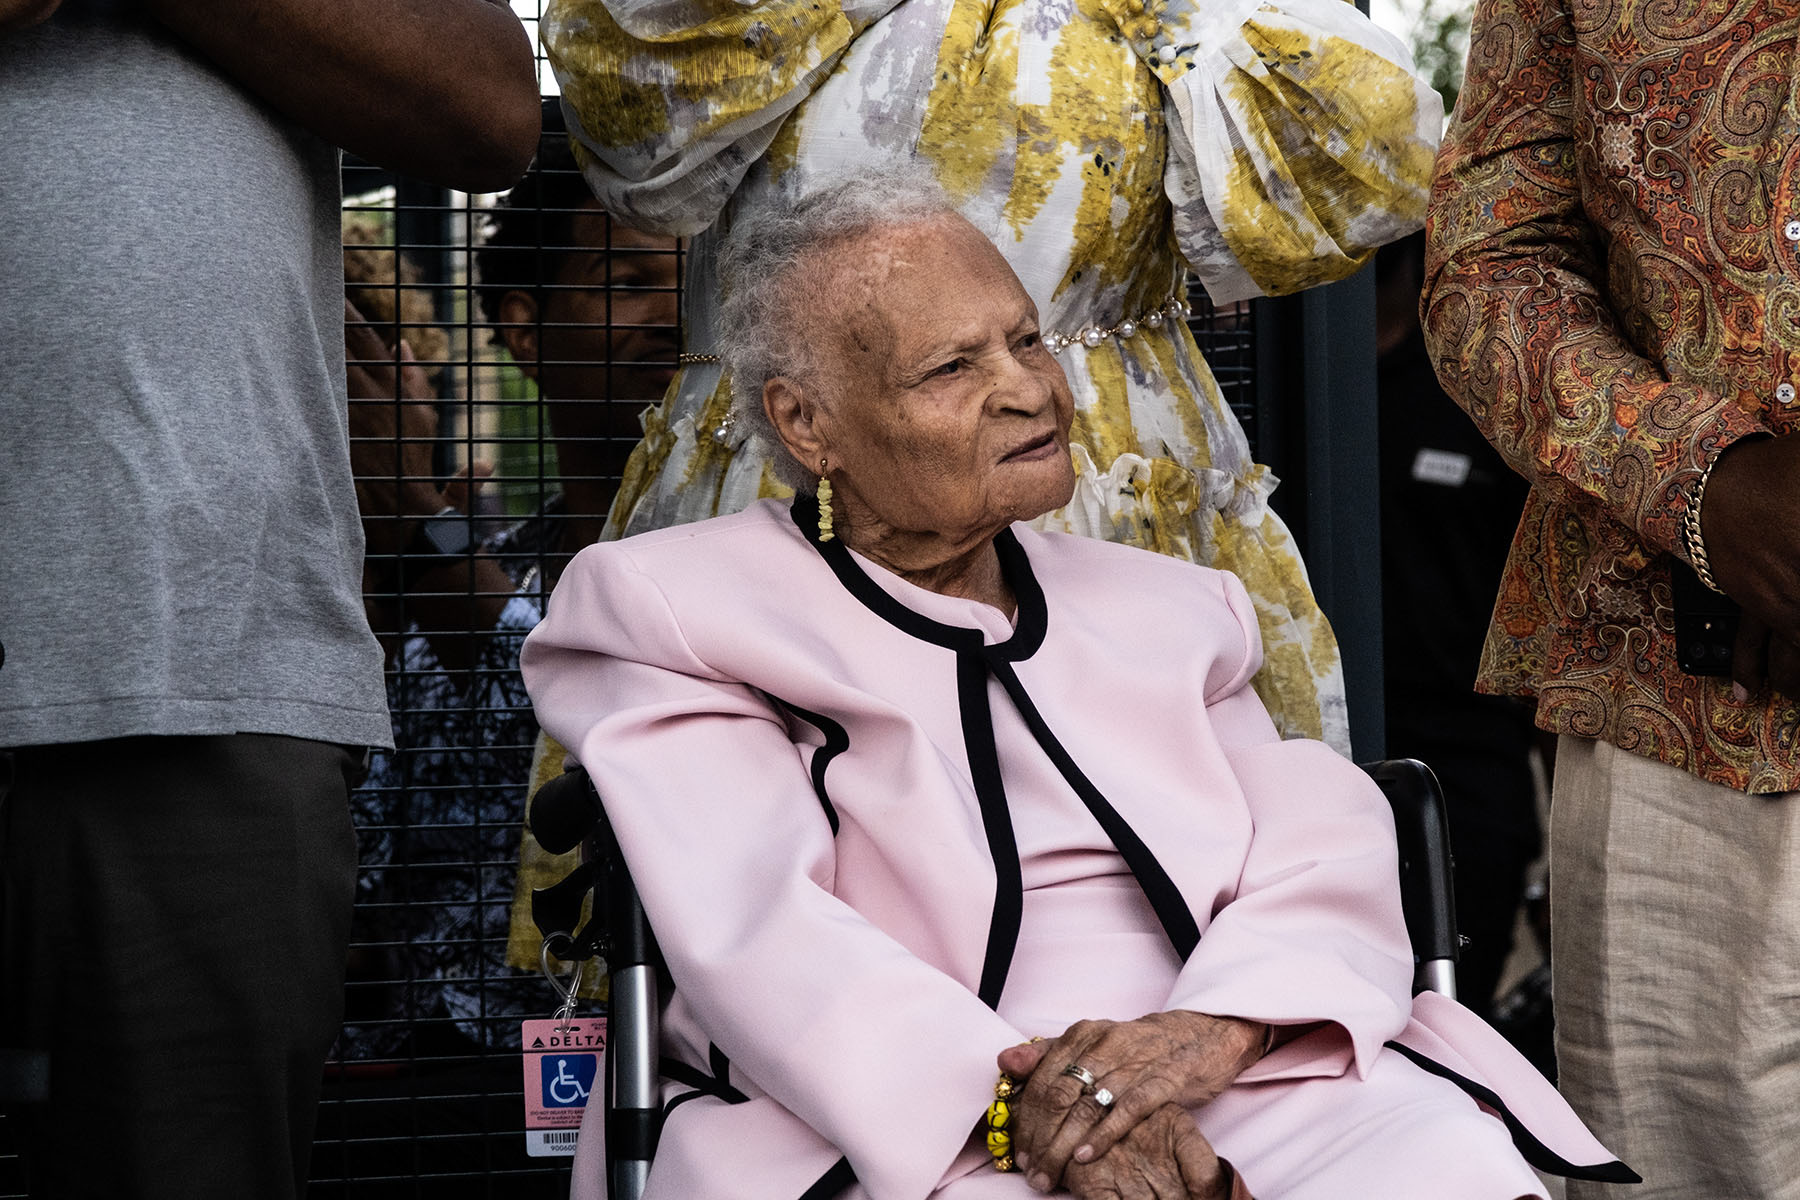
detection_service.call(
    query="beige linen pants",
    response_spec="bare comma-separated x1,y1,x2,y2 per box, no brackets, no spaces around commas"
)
1552,735,1800,1199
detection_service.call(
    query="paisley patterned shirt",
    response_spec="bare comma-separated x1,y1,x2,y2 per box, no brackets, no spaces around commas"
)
1423,0,1800,792
544,0,1443,750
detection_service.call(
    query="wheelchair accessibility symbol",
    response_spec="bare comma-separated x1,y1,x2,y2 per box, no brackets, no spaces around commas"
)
541,1054,598,1108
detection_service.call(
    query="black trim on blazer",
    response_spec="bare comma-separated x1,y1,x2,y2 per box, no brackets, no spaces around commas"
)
1385,1043,1641,1183
798,1157,857,1200
657,1076,853,1198
770,695,849,836
987,528,1048,661
783,495,1173,1200
790,492,1047,659
709,1043,737,1097
959,650,1023,1008
791,494,1031,1008
660,1054,748,1105
662,1050,856,1200
791,494,1191,961
989,657,1201,958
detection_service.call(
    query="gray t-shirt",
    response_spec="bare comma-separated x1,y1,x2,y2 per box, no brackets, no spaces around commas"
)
0,2,391,749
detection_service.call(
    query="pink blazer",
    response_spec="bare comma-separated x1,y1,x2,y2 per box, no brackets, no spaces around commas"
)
521,498,1625,1200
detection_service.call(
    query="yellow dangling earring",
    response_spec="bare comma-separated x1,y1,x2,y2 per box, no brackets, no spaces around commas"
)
816,458,835,543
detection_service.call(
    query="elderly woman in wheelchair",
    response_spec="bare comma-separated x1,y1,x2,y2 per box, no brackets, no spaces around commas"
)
521,175,1632,1200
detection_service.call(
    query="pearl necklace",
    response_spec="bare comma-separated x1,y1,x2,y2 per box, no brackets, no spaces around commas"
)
1043,294,1191,354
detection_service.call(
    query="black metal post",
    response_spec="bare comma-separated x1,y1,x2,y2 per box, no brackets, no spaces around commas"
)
1252,261,1385,762
1301,271,1385,761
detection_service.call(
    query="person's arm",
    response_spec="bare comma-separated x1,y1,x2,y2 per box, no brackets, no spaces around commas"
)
1143,0,1443,303
521,544,1027,1200
542,0,905,233
0,0,58,35
998,569,1412,1191
1155,569,1413,1046
1694,436,1800,691
1000,719,1405,1192
1001,580,1411,1194
1424,0,1800,695
1422,0,1769,597
139,0,538,192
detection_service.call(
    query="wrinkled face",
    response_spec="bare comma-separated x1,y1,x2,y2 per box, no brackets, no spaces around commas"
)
798,216,1076,547
500,202,682,510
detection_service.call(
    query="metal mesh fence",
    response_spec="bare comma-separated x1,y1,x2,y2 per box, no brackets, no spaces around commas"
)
308,114,664,1199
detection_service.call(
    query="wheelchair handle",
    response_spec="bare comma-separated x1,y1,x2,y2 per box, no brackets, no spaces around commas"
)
529,767,602,855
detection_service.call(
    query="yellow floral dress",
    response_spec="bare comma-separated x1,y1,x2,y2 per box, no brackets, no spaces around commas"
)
545,0,1437,745
510,0,1440,985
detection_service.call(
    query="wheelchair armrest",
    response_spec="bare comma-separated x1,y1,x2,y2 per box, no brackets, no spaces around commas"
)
1360,758,1460,998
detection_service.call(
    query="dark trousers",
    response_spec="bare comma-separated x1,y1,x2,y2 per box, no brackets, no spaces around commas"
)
0,734,360,1199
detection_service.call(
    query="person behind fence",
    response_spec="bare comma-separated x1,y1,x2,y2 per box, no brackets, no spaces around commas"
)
520,175,1634,1200
305,188,677,1190
1423,3,1800,1196
479,103,690,996
543,0,1448,755
477,99,685,583
330,128,681,1065
336,263,538,1069
320,294,560,1194
0,1,537,1196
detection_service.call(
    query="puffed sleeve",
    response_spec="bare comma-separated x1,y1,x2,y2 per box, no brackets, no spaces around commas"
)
520,543,1025,1200
1114,0,1443,303
1163,570,1414,1076
542,0,904,234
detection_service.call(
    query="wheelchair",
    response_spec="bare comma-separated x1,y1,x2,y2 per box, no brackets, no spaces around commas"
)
528,758,1460,1200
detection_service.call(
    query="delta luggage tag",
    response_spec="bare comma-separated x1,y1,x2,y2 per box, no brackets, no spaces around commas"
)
521,1016,607,1156
523,952,606,1156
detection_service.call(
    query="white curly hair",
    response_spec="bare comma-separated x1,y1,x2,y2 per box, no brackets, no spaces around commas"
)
715,169,966,487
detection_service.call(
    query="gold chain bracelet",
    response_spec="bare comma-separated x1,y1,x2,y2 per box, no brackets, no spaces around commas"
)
1683,453,1724,593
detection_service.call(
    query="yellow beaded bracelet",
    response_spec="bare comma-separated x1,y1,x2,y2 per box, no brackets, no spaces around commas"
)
986,1073,1020,1171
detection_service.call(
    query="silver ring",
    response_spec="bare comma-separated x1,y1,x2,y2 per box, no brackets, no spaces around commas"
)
1092,1086,1115,1108
1059,1063,1099,1091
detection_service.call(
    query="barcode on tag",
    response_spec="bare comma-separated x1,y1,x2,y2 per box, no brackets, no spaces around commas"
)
526,1129,582,1158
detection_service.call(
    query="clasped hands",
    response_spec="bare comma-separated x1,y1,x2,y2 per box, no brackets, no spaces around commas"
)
996,1010,1265,1199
